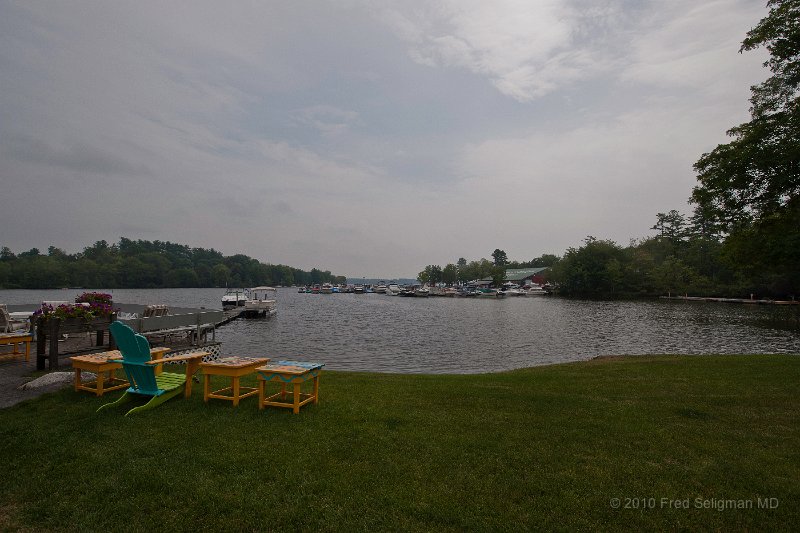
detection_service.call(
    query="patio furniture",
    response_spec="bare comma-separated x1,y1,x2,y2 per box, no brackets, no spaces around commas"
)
0,333,32,361
256,361,324,414
97,322,206,416
142,305,169,318
70,347,170,396
200,356,270,406
0,304,28,333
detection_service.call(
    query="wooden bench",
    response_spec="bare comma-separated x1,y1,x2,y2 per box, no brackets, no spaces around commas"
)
0,333,33,362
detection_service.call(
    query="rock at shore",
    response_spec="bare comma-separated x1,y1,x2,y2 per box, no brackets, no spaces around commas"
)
18,371,95,390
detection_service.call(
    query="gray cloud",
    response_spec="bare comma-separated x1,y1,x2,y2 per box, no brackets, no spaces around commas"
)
0,0,769,277
3,135,151,177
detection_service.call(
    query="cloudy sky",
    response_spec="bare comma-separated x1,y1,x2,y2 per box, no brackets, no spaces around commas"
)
0,1,768,278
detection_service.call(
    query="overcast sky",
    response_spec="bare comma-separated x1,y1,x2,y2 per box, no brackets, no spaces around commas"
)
0,1,768,278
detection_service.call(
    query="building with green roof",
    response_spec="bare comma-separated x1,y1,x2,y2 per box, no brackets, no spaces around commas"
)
481,267,549,285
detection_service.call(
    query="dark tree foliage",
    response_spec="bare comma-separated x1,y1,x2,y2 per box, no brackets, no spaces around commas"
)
0,238,345,289
693,0,800,225
549,238,628,297
491,249,508,266
691,0,800,296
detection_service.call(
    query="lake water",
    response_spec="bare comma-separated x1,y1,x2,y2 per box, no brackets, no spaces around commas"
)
2,288,798,373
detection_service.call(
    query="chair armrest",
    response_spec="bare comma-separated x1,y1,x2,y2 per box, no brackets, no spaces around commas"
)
145,352,208,365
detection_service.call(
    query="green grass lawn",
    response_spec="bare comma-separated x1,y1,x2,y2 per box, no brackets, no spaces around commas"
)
1,355,798,531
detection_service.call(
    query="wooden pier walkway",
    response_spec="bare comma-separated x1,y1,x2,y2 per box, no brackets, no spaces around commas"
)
217,307,246,326
660,296,798,305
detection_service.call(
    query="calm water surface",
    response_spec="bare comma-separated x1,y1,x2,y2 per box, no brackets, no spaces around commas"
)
2,288,798,373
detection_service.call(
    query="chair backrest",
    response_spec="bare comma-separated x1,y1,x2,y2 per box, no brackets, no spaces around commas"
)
0,305,9,333
142,305,169,318
109,321,160,395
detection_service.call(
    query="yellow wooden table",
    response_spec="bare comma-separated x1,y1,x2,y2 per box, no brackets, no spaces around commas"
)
200,356,270,406
0,333,32,362
256,361,324,414
70,347,170,396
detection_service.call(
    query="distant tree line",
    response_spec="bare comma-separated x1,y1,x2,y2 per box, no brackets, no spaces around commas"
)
549,210,758,298
417,202,795,298
416,251,558,288
0,238,346,289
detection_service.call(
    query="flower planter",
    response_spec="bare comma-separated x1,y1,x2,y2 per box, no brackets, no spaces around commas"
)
57,317,114,334
35,314,117,371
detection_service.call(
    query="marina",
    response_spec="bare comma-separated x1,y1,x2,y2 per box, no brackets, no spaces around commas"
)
296,282,552,298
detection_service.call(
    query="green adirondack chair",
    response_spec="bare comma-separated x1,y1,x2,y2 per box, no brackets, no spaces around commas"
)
97,321,204,416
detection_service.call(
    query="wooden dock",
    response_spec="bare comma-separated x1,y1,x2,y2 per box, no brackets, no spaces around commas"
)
660,296,798,305
218,307,246,326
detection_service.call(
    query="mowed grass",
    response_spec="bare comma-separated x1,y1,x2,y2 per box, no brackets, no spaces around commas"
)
0,354,798,531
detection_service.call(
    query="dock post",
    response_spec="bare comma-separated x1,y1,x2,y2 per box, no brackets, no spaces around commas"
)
35,317,46,371
48,318,60,370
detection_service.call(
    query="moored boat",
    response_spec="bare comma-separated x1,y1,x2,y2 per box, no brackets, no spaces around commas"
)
477,288,504,298
242,286,277,318
221,288,247,308
524,284,548,296
501,283,525,296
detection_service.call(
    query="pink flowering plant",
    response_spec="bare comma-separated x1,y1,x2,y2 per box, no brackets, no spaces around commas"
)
33,292,117,322
75,292,113,305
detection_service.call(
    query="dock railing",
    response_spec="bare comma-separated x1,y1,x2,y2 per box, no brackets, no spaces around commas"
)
118,310,224,346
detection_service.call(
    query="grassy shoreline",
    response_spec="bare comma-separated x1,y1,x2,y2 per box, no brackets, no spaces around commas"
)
1,354,798,531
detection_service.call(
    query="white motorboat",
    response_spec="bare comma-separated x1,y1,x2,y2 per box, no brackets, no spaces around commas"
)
353,284,365,294
242,286,277,317
524,284,548,296
387,284,401,295
375,284,388,294
221,288,247,308
501,283,525,296
320,283,334,294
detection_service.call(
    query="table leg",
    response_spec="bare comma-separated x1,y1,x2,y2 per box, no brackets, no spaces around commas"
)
203,374,210,402
313,375,320,405
184,359,201,398
233,376,241,407
258,380,265,410
25,341,30,362
280,383,287,400
293,382,301,414
97,370,105,397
